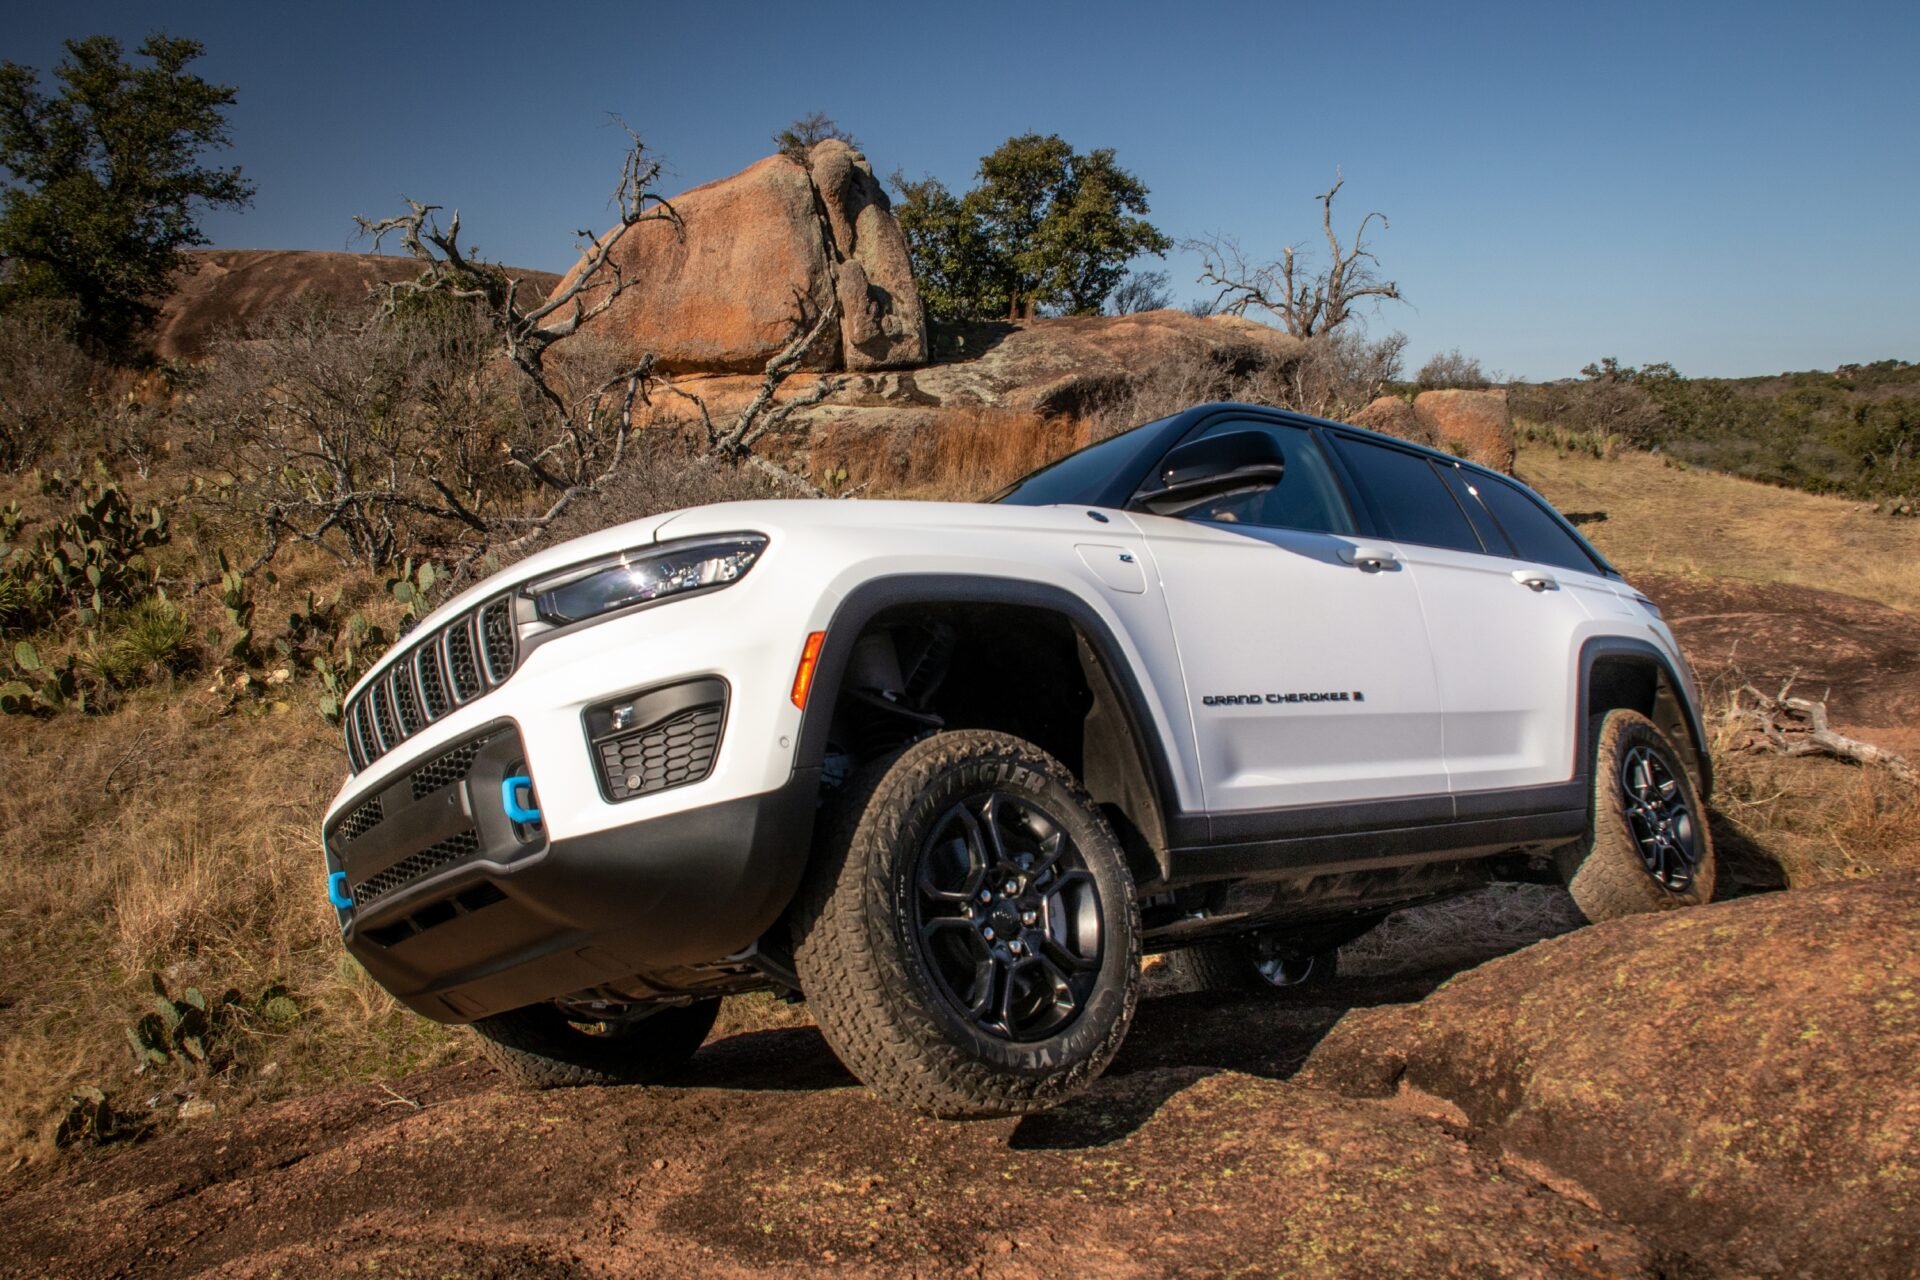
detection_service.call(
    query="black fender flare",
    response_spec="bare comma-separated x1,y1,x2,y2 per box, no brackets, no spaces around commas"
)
793,574,1185,851
1575,636,1713,800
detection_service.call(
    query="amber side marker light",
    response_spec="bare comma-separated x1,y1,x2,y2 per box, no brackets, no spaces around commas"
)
791,631,827,709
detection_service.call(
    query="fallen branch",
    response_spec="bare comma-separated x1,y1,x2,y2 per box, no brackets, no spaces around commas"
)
1728,677,1917,785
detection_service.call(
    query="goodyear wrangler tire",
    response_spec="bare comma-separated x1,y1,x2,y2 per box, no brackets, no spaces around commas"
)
792,730,1141,1118
1559,708,1716,923
471,998,719,1089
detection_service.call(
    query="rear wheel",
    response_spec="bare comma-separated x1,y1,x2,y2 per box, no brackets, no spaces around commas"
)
471,998,719,1089
1558,708,1715,922
792,730,1140,1118
1168,937,1339,993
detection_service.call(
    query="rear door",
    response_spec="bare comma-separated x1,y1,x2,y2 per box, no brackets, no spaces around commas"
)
1329,434,1595,797
1135,417,1449,814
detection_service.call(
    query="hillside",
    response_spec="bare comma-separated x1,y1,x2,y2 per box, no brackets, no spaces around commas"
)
149,249,565,361
4,359,1920,1275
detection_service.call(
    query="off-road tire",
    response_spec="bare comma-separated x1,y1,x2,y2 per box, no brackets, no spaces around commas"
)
1167,941,1338,993
1559,708,1715,922
471,999,719,1089
791,730,1141,1118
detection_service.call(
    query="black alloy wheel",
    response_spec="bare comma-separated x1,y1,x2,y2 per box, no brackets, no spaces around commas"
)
791,729,1140,1118
1618,743,1700,892
912,791,1104,1043
1558,707,1715,922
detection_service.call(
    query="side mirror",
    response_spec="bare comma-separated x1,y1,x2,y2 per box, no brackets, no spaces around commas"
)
1129,430,1287,515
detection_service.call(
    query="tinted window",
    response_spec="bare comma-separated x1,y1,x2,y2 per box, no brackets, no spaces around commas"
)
1469,473,1602,573
1436,464,1513,556
1331,436,1483,553
1177,420,1355,535
993,419,1171,506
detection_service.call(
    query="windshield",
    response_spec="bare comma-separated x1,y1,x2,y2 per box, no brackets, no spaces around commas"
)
991,417,1175,507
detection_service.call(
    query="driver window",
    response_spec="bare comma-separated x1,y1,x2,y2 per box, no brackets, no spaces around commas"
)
1181,420,1356,535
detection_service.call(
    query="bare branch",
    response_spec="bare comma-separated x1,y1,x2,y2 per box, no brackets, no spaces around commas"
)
1729,683,1918,785
1182,170,1403,339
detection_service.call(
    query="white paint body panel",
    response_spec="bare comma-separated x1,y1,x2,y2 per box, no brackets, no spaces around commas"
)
323,487,1691,846
1390,539,1607,794
323,500,1206,841
1132,517,1449,811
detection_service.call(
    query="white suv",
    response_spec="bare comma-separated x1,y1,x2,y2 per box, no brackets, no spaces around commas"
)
321,402,1714,1117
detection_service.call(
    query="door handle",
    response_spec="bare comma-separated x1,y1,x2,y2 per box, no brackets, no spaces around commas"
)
1340,545,1399,572
1512,569,1560,592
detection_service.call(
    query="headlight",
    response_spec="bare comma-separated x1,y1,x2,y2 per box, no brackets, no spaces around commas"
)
526,534,768,626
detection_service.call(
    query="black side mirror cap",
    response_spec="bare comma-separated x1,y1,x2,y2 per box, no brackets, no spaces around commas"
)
1129,430,1287,515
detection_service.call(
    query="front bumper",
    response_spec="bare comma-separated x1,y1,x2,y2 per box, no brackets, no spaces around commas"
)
323,717,818,1023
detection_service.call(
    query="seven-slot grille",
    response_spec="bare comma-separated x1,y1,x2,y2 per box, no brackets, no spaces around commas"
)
344,596,518,771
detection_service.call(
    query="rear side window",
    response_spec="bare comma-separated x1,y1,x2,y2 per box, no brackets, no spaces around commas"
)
1436,464,1513,556
1330,436,1483,553
1469,474,1602,573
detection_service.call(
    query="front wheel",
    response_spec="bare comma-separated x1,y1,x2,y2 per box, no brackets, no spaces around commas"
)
471,998,719,1089
1558,708,1715,922
792,730,1141,1118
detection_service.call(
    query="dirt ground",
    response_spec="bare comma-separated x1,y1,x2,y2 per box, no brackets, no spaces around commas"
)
1640,571,1920,758
9,872,1919,1279
0,966,1655,1280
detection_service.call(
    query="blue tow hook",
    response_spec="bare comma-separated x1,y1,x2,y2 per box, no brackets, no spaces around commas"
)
502,775,542,825
327,870,353,910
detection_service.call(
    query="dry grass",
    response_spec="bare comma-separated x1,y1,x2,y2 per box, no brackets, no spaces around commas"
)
809,407,1087,502
1340,885,1586,978
0,570,462,1164
1517,436,1920,612
1703,702,1920,887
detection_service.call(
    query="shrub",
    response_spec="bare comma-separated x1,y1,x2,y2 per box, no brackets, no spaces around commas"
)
1416,348,1491,390
182,299,532,570
0,469,168,634
0,302,105,471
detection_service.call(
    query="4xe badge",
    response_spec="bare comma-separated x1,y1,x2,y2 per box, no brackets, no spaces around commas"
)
1202,690,1366,707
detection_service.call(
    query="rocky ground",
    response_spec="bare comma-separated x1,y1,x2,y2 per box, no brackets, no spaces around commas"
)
7,873,1916,1279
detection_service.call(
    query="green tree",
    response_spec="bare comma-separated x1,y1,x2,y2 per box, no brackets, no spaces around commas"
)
0,33,254,357
774,110,859,163
891,171,1006,323
893,134,1169,323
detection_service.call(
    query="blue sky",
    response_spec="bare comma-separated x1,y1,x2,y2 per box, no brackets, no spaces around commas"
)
6,0,1915,378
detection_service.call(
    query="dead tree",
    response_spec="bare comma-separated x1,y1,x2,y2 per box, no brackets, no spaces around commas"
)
1188,171,1403,338
1728,678,1918,785
662,287,846,497
352,134,843,558
353,137,684,558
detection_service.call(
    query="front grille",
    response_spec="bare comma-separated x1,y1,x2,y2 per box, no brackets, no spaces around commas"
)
351,829,481,906
391,666,423,735
446,620,484,703
412,733,492,800
337,796,384,842
480,599,516,683
417,646,450,719
341,596,518,770
368,681,398,752
597,704,723,801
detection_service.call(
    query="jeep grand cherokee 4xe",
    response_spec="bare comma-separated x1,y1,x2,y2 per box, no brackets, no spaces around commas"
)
320,401,1713,1117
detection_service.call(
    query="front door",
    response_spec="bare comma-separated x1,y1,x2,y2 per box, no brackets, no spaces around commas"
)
1135,419,1449,815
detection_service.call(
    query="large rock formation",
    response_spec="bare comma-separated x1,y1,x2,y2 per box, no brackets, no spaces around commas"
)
551,141,925,375
1303,873,1920,1278
657,309,1305,426
1353,387,1516,473
150,250,563,362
